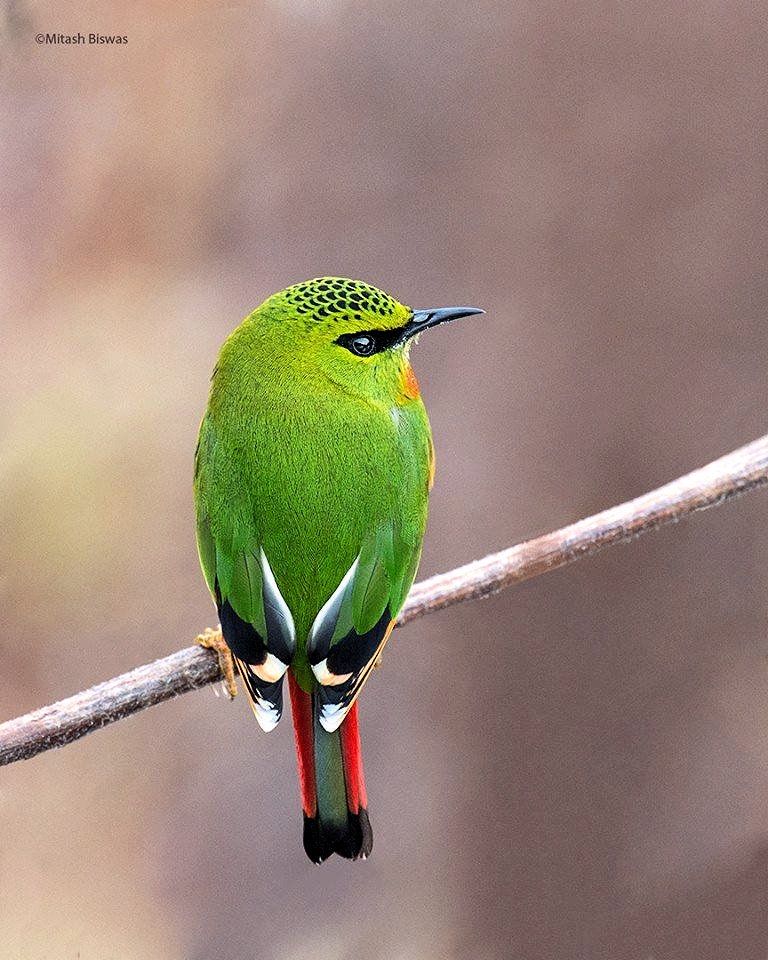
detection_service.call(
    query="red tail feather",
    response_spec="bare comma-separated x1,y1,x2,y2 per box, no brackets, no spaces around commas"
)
288,672,373,863
339,700,367,812
288,672,317,818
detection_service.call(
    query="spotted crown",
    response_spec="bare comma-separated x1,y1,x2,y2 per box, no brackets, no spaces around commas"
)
283,278,401,322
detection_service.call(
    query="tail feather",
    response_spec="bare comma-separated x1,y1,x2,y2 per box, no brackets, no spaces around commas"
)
288,672,373,864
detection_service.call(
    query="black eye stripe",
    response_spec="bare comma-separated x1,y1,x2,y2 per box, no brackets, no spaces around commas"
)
335,325,408,356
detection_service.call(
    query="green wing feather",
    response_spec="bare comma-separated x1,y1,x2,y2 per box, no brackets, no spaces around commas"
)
195,414,293,730
194,359,433,732
306,513,424,731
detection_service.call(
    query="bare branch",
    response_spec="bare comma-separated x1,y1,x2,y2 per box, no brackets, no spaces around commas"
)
2,434,767,767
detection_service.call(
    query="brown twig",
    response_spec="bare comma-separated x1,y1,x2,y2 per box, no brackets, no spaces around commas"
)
2,434,767,767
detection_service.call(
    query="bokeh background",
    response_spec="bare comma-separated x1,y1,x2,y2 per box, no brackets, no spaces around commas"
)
2,1,768,957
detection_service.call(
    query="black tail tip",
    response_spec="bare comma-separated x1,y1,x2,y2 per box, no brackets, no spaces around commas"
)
303,808,373,864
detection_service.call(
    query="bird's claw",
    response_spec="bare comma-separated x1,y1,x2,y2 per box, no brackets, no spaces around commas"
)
196,627,238,700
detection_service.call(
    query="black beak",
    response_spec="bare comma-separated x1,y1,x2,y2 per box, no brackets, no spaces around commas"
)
401,306,484,342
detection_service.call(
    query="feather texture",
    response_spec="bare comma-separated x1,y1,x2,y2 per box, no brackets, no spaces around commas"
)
191,278,473,861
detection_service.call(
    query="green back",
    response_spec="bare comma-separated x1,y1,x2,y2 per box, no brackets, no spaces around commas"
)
194,279,433,692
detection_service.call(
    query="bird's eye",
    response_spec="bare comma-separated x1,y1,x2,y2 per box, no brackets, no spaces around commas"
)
335,331,383,357
347,335,375,357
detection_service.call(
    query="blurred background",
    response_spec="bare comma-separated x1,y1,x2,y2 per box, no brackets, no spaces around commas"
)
2,1,768,957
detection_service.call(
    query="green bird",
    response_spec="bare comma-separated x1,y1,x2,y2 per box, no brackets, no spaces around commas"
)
193,278,483,863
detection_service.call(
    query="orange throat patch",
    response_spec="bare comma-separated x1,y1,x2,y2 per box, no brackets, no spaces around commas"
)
399,363,421,401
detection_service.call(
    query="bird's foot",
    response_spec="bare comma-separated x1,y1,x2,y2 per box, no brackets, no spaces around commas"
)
196,627,238,699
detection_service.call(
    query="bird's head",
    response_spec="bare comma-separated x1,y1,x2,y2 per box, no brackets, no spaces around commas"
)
243,277,483,406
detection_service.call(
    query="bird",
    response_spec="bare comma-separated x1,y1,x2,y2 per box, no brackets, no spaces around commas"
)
193,278,483,863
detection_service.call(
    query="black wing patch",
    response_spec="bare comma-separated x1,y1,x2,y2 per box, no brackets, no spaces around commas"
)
216,583,289,732
218,597,268,664
236,660,284,733
309,608,394,732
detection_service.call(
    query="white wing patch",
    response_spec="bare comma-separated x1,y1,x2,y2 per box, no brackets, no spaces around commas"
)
235,657,284,732
311,658,353,687
317,622,394,732
306,550,396,733
319,700,349,733
307,555,359,682
252,693,281,731
230,549,295,733
260,547,296,655
252,651,289,684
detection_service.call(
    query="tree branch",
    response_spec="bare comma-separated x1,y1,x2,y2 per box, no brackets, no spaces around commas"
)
3,434,767,767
